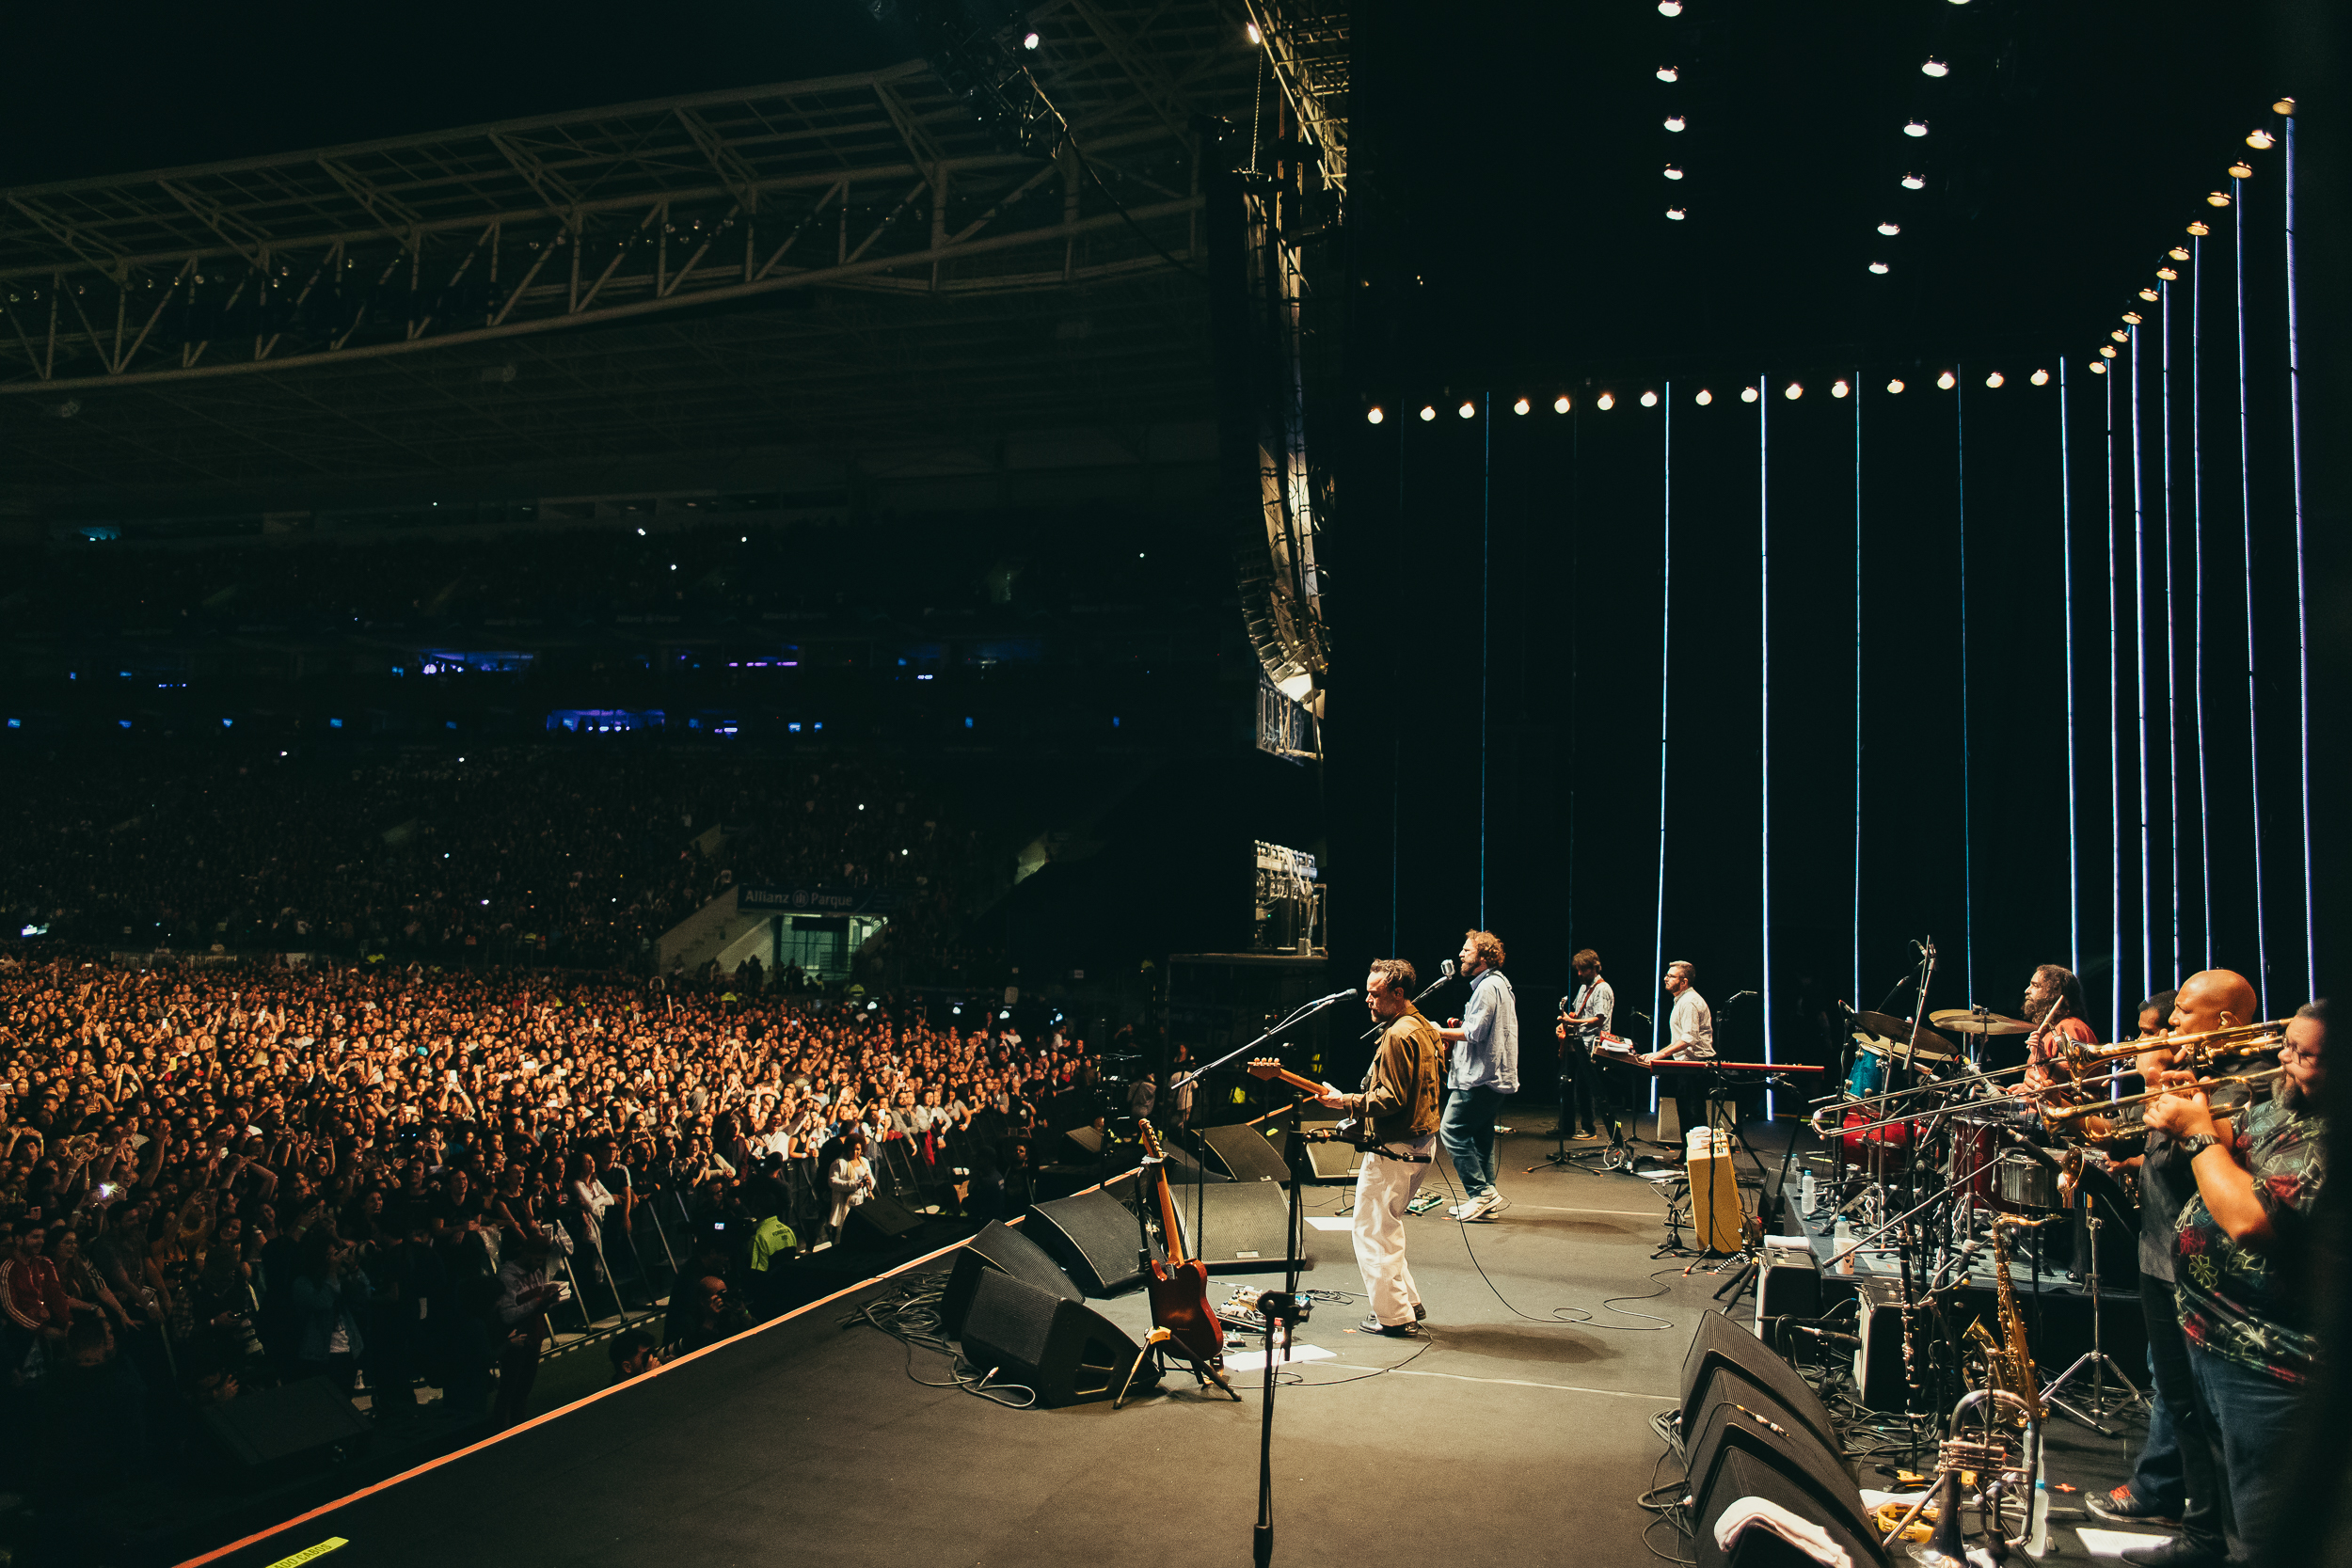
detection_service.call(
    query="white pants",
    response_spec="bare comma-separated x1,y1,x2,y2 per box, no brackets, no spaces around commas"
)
1350,1136,1434,1328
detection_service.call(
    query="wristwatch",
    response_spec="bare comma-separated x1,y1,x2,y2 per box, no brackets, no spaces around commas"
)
2177,1132,2221,1161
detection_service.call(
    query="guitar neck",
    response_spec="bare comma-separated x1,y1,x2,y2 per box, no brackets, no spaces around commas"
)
1138,1119,1191,1268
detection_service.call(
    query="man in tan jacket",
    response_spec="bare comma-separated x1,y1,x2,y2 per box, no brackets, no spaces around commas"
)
1318,958,1443,1336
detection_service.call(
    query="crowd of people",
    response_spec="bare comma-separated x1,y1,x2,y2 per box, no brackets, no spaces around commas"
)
0,747,974,976
0,954,1118,1536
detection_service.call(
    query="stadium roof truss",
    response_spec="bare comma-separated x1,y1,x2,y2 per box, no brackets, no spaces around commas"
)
0,0,1303,398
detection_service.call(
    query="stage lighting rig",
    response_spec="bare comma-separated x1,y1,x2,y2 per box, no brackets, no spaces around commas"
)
919,1,1067,158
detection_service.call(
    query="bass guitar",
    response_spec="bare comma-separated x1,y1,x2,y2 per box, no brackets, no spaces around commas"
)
1136,1119,1228,1371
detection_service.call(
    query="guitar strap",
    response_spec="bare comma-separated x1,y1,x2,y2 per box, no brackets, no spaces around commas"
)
1368,1145,1433,1164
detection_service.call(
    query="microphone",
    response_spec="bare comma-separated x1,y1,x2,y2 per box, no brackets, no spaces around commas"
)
1438,958,1458,981
1726,990,1759,1005
1320,988,1360,1004
1790,1323,1863,1349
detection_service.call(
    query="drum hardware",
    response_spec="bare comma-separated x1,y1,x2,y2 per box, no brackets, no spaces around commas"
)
2038,1201,2146,1436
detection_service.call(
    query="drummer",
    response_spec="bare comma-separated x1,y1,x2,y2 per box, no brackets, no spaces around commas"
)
2009,964,2099,1098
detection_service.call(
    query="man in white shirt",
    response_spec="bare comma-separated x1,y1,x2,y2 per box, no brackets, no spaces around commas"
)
1641,959,1715,1143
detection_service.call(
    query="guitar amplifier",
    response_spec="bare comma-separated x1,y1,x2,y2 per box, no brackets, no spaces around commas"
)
1851,1276,1912,1411
1686,1130,1745,1253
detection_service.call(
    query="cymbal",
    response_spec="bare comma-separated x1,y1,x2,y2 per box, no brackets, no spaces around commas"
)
1930,1006,2032,1037
1851,1011,1957,1062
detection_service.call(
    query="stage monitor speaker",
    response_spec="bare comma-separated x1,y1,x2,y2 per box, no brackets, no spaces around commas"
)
941,1220,1084,1337
1678,1313,1841,1458
1177,1180,1307,1275
1685,1367,1873,1540
1197,1122,1292,1183
1100,1140,1225,1185
1065,1127,1105,1157
1753,1234,1821,1340
844,1194,924,1247
1025,1188,1159,1296
1851,1278,1908,1411
959,1269,1158,1408
1694,1446,1892,1568
1289,1121,1363,1183
201,1376,375,1477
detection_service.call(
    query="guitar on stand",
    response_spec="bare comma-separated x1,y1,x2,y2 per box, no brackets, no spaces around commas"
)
1116,1119,1239,1407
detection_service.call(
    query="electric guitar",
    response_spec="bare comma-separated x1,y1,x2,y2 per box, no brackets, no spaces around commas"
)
1136,1119,1225,1366
1248,1058,1373,1148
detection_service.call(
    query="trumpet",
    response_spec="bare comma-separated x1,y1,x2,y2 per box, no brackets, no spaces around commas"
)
2057,1018,2293,1075
2041,1064,2289,1138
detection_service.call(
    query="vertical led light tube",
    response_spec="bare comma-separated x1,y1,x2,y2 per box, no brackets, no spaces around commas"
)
2130,325,2150,1006
1479,390,1491,928
2193,234,2213,968
1652,383,1673,1102
2060,363,2080,975
2162,283,2181,983
2234,175,2270,1005
1956,370,1975,1005
1853,372,1866,1004
2284,117,2315,997
1759,375,1775,1114
2106,367,2122,1036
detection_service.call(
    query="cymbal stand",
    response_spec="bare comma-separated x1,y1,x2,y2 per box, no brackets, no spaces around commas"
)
2038,1207,2146,1435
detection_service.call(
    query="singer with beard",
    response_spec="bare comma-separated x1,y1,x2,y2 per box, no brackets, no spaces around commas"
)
2141,996,2328,1568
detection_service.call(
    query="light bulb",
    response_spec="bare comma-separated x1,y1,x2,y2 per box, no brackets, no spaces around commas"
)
1695,388,1713,405
1832,379,1851,399
1901,172,1926,190
2230,162,2254,180
2139,287,2160,301
1921,58,1948,77
2206,191,2231,208
2122,310,2143,324
1597,391,1615,411
1657,66,1679,82
2274,97,2296,116
2156,267,2178,281
1420,405,1436,421
2090,361,2107,374
1553,395,1571,413
1022,30,1040,49
1886,379,1906,394
1936,370,1957,389
1658,0,1682,14
1665,207,1687,220
2169,245,2191,261
1984,371,2004,388
1664,165,1684,180
1245,22,1262,43
1903,120,1930,137
1513,396,1531,415
1366,407,1384,424
1868,261,1890,274
2100,345,2117,358
1877,221,1900,235
2186,221,2211,236
1458,400,1475,420
2246,129,2275,150
2111,329,2129,342
1665,115,1687,132
1640,390,1659,407
1784,382,1803,400
2030,369,2050,387
1740,386,1759,404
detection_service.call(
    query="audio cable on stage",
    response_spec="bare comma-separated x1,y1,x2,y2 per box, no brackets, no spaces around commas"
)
850,1270,1040,1409
1425,1165,1679,1332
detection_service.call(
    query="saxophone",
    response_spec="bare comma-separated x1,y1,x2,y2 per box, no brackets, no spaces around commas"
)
1961,1216,2047,1423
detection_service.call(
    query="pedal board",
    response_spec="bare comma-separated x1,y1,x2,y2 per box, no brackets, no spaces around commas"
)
1406,1193,1448,1215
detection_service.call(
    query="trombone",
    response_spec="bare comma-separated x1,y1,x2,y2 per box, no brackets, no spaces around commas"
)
2041,1064,2289,1138
2055,1019,2292,1074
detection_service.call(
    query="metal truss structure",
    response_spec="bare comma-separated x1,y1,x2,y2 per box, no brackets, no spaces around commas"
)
0,0,1264,400
1242,0,1350,194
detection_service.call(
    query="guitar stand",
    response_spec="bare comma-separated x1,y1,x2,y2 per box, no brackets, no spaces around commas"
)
1115,1329,1239,1409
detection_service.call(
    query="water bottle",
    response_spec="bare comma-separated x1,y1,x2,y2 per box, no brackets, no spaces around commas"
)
2026,1449,2051,1556
1832,1216,1854,1275
1799,1169,1817,1215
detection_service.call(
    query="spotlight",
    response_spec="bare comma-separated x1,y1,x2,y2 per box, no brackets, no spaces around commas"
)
2169,245,2191,261
2090,361,2107,374
2246,129,2275,150
1420,405,1436,421
1657,66,1679,82
1640,389,1659,407
1920,58,1948,77
1877,221,1900,235
2274,97,2296,116
2206,191,2231,208
1695,388,1713,405
1022,29,1040,49
1664,165,1684,180
1513,396,1531,415
1457,400,1475,419
2156,267,2178,281
1903,120,1930,137
1832,379,1851,398
1597,391,1616,410
1553,394,1571,413
1740,386,1759,404
2111,329,2129,341
2100,344,2117,358
1936,370,1957,389
2228,161,2253,180
1868,261,1890,274
1665,115,1687,132
2030,369,2050,386
1246,22,1262,43
2122,310,2143,324
1900,172,1926,190
1366,406,1385,424
1658,0,1681,13
2139,287,2160,301
1665,207,1687,220
2186,221,2211,236
1985,371,2004,388
1886,378,1906,394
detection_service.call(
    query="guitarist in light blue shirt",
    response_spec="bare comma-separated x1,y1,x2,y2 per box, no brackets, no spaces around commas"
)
1438,930,1518,1220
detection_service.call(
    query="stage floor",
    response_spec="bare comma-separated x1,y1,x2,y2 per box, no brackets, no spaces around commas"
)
183,1121,2152,1568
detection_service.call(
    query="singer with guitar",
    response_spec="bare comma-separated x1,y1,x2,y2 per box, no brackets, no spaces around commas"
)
1311,958,1443,1338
